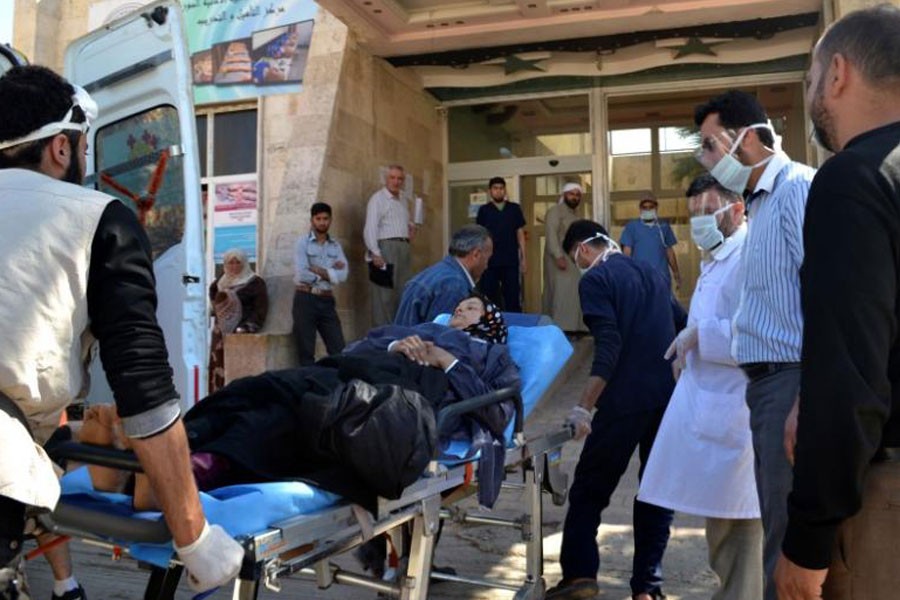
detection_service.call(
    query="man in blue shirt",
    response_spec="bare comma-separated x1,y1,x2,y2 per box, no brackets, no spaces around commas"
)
292,202,349,365
694,90,814,600
476,176,526,312
394,225,492,326
619,194,681,291
547,219,682,600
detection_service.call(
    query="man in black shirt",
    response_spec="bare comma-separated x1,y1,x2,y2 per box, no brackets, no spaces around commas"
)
775,6,900,599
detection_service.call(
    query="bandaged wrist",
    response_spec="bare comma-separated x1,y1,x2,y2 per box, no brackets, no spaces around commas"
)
175,521,210,555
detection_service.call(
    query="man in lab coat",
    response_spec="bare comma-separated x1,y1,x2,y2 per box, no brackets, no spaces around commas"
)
639,174,762,600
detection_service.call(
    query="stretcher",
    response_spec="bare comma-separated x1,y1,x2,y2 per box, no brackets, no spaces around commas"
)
44,320,574,600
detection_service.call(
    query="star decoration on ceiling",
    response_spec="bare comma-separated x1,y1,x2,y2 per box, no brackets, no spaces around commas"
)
671,37,726,59
502,54,547,75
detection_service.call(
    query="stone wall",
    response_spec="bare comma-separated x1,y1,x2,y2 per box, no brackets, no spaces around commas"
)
13,0,87,71
316,33,445,341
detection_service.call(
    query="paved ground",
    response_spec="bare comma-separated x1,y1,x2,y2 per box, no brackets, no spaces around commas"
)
25,338,718,599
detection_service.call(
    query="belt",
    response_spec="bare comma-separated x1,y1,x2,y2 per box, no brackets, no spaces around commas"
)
381,237,409,243
296,284,333,297
739,362,799,381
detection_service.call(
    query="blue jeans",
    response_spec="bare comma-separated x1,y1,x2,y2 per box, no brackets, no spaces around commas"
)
560,406,673,596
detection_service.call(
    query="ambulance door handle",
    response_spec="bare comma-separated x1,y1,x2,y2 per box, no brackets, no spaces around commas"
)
182,274,200,285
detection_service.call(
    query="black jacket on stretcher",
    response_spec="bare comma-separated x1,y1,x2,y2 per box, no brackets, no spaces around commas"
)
182,324,520,511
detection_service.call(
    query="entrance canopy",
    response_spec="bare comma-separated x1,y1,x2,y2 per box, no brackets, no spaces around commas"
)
317,0,821,100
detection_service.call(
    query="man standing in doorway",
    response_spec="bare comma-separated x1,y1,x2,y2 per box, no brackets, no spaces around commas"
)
542,182,587,332
620,194,681,292
776,6,900,598
293,202,348,366
364,164,415,326
694,89,815,600
476,176,526,312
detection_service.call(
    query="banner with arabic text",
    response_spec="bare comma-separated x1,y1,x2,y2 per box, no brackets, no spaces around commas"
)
183,0,317,104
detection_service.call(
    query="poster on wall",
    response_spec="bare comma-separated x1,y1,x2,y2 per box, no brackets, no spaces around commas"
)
213,178,258,262
184,0,317,104
87,0,317,104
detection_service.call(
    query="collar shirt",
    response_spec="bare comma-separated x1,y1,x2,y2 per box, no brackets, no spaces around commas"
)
363,186,410,257
295,232,348,290
732,153,816,364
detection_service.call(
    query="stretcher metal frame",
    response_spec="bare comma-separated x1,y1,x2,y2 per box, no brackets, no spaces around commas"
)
46,372,572,600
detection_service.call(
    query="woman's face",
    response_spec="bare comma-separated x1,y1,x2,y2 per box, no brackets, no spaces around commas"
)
224,256,243,276
449,297,485,330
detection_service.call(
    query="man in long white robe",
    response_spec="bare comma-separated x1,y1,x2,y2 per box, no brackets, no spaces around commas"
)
542,183,587,332
639,174,762,600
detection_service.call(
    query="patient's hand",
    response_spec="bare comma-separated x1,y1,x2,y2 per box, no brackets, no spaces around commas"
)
423,345,457,371
390,335,434,365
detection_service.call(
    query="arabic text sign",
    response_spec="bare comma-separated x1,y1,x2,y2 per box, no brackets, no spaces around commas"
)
183,0,318,104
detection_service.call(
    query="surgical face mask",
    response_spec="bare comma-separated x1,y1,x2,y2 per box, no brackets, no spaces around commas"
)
640,209,657,222
575,233,620,275
690,203,733,253
701,123,774,195
0,84,98,151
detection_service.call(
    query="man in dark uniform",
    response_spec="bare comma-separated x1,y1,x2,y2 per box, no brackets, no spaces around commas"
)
775,5,900,599
547,219,682,600
476,176,526,312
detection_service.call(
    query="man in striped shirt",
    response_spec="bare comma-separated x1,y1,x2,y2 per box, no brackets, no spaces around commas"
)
363,164,416,326
694,90,815,600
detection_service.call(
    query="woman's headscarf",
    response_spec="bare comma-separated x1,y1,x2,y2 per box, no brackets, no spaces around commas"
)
461,293,508,344
217,248,255,289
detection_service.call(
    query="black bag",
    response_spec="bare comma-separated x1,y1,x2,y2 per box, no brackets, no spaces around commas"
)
368,262,394,288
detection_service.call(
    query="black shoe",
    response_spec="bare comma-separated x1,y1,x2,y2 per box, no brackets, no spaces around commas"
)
51,585,86,600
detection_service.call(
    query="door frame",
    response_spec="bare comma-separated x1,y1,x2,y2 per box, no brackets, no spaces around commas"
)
442,69,811,247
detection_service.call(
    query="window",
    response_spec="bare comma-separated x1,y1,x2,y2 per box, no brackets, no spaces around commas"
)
95,105,185,258
195,107,259,266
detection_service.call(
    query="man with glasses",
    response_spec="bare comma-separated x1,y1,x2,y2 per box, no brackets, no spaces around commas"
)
546,219,683,600
693,90,815,600
0,65,242,598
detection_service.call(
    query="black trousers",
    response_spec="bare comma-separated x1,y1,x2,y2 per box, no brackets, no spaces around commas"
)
479,264,521,312
559,406,673,596
292,290,346,366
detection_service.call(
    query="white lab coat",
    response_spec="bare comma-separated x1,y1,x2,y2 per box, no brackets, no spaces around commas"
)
639,225,760,519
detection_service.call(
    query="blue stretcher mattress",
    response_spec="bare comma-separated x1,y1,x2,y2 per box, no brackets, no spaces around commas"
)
58,322,572,567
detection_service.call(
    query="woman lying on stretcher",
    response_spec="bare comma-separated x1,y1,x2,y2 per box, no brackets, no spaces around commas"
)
73,293,519,510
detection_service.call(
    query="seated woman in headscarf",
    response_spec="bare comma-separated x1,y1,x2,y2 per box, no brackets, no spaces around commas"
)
75,294,519,509
209,248,268,392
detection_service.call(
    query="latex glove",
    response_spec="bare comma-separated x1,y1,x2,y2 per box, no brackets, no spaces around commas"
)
565,405,593,440
664,325,698,379
175,521,243,593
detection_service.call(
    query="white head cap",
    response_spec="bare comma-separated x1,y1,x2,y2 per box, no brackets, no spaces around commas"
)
558,182,584,204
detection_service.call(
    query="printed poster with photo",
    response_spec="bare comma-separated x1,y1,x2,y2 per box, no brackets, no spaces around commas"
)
183,0,317,104
213,178,258,262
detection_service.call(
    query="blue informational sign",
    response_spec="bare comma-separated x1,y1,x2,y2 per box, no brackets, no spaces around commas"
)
183,0,318,104
214,224,257,262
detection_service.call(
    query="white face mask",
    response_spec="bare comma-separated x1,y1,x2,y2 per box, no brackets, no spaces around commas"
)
640,209,657,222
705,123,774,195
690,203,733,253
575,233,621,275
